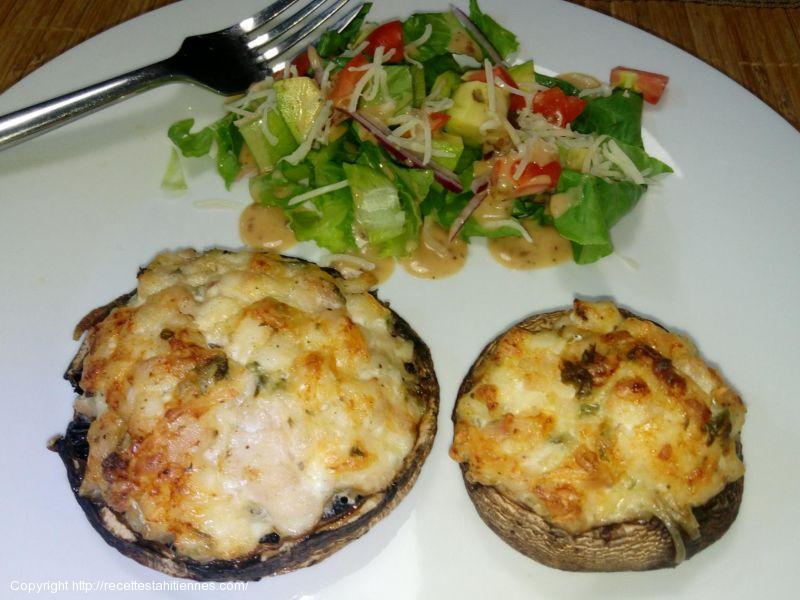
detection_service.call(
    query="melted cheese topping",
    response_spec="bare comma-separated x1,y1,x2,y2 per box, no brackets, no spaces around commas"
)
451,300,745,537
76,249,424,562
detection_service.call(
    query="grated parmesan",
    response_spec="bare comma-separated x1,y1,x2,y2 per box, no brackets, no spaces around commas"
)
286,179,349,207
482,218,533,242
321,253,377,272
282,100,333,165
404,23,433,64
602,139,646,184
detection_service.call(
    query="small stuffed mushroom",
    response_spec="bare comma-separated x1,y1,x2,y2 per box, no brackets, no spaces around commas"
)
451,300,744,571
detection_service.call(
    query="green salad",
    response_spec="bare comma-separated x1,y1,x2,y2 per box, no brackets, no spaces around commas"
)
165,0,671,266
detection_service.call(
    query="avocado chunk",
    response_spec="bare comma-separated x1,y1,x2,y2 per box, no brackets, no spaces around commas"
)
431,133,464,171
274,77,323,143
445,81,510,147
359,66,414,119
560,146,589,172
430,71,462,100
443,12,483,60
238,109,298,171
508,60,535,85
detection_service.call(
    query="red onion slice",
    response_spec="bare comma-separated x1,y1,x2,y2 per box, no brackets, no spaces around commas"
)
348,111,463,193
448,190,488,242
449,5,507,67
470,171,489,194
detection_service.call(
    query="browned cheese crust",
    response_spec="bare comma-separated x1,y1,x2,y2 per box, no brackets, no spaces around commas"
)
51,251,439,581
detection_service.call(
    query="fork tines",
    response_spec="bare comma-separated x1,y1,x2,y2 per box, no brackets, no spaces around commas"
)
244,0,364,68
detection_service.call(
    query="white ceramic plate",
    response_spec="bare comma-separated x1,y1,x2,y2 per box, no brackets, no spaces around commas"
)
1,1,798,598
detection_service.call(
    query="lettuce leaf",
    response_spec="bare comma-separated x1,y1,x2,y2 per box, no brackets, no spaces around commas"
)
161,148,187,191
454,144,482,176
249,141,357,254
554,169,645,264
287,197,356,253
534,72,581,97
351,142,433,256
168,115,242,189
290,144,357,253
611,138,673,176
249,172,309,208
317,3,372,58
425,170,521,241
558,136,672,180
359,65,413,116
511,198,547,224
403,13,453,62
344,163,406,245
572,89,644,148
468,0,519,60
212,114,244,189
421,54,462,91
167,119,214,157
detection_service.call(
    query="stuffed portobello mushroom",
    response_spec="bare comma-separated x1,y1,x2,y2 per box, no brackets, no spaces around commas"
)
450,300,745,571
51,249,438,581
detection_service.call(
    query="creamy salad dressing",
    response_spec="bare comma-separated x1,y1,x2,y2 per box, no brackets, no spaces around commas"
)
400,219,467,279
239,204,297,251
329,253,396,285
488,223,571,270
556,71,603,90
360,254,395,284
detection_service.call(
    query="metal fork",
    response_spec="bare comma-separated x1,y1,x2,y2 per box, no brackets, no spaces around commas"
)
0,0,362,151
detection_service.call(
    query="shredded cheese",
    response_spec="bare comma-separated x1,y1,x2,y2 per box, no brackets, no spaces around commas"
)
322,254,377,272
282,100,333,166
423,97,453,113
226,105,257,120
320,62,336,96
341,40,369,58
407,23,433,49
482,218,533,242
405,55,423,69
484,60,497,116
347,46,393,113
513,139,532,180
421,112,433,165
260,109,278,145
581,134,609,175
286,179,349,207
501,117,522,148
579,84,613,98
193,199,248,210
422,216,449,257
403,23,433,68
603,139,646,184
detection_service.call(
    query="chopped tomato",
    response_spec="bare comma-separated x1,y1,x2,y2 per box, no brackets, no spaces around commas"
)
364,20,404,62
492,157,562,198
291,51,311,77
464,65,527,113
429,112,451,133
329,54,368,110
273,50,311,79
610,66,669,104
532,88,585,127
464,65,516,88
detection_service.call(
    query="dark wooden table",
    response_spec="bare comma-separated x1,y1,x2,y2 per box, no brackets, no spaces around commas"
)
1,0,799,130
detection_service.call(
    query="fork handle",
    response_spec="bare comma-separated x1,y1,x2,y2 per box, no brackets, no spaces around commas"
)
0,61,177,151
